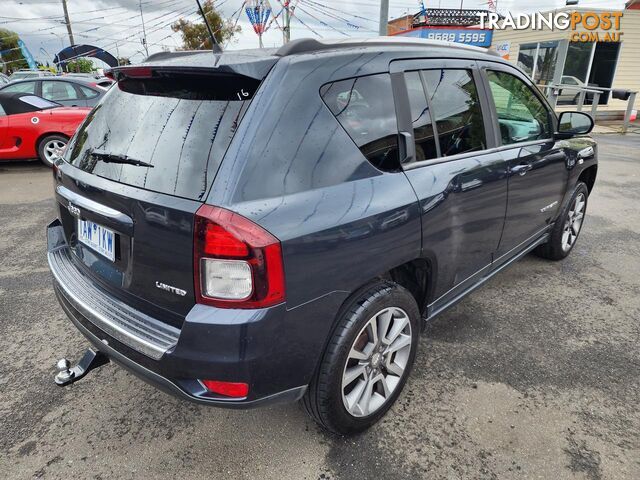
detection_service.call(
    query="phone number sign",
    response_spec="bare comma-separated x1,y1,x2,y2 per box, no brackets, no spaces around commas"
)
395,28,493,47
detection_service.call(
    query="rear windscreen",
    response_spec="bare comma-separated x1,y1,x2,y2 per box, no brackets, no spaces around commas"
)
64,81,253,201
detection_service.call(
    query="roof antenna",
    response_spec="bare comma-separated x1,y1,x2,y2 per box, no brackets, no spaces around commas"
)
195,0,223,53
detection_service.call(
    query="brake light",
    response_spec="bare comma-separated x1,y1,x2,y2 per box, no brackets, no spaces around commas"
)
105,66,153,82
120,66,153,79
194,205,285,309
201,380,249,398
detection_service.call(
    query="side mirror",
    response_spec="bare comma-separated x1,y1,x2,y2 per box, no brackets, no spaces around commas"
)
555,111,594,139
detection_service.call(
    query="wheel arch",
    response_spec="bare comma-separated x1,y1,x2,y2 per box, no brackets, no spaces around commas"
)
36,131,69,153
386,258,434,316
578,164,597,195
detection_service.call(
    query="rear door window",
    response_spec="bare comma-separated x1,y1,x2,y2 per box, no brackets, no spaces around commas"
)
42,81,80,102
421,69,486,157
65,83,250,201
321,74,399,171
404,71,438,161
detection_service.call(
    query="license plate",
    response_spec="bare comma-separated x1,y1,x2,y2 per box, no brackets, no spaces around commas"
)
77,219,115,262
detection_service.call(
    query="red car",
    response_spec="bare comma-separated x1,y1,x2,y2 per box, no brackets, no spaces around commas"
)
0,92,91,166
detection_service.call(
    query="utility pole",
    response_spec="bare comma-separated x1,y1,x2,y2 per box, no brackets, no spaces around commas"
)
378,0,389,36
283,1,291,44
139,0,149,57
61,0,75,46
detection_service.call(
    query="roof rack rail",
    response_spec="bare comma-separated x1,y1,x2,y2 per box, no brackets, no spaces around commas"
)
276,37,497,57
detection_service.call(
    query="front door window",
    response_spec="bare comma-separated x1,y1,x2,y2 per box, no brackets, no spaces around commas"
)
486,71,552,145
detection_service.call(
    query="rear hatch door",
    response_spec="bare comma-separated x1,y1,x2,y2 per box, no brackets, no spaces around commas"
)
54,60,274,326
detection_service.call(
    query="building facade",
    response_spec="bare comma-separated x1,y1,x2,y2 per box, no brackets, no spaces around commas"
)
490,2,639,118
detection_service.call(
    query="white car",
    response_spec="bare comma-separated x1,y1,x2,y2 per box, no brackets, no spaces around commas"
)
557,75,585,104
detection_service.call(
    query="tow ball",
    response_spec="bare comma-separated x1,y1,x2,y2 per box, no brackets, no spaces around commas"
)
54,348,109,386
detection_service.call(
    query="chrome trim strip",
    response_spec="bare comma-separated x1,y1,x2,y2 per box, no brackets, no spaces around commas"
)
48,247,179,360
55,185,133,227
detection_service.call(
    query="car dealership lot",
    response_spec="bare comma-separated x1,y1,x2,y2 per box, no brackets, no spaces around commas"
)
0,134,638,479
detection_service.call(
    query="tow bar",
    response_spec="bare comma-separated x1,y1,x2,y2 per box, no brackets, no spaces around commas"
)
54,348,109,386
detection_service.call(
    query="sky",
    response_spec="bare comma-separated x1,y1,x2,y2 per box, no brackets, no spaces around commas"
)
0,0,628,68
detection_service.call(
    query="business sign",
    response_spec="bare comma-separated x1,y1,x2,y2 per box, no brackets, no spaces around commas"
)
393,27,493,47
480,11,623,42
494,41,511,60
17,39,37,70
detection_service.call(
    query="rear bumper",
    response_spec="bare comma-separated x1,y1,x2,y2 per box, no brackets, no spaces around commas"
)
47,219,346,408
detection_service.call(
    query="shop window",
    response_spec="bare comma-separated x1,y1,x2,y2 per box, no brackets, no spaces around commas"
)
534,42,558,85
517,41,559,86
563,42,593,85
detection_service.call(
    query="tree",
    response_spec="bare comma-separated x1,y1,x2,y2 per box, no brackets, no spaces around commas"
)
117,57,131,66
0,28,28,73
66,58,94,73
171,0,240,50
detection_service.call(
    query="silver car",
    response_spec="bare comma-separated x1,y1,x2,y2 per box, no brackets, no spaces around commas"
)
0,76,106,107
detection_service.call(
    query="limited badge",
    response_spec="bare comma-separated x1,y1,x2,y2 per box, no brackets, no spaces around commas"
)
31,117,39,124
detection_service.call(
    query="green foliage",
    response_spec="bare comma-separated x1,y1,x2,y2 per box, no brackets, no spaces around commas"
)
66,58,94,73
171,0,240,50
117,57,131,66
0,28,28,73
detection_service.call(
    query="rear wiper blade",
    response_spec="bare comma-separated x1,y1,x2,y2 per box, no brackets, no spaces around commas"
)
91,150,154,168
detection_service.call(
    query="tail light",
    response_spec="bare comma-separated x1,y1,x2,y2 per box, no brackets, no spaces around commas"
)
194,205,285,309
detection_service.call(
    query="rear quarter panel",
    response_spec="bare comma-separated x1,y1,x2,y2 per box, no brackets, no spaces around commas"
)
0,113,39,160
207,54,423,310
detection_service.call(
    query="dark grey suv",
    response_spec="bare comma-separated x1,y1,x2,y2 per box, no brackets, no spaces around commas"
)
47,38,597,435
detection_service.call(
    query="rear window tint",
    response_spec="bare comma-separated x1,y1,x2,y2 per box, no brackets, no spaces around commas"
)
422,69,486,157
65,84,250,201
321,73,399,171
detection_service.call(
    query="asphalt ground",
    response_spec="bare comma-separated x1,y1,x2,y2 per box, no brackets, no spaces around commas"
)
0,133,638,479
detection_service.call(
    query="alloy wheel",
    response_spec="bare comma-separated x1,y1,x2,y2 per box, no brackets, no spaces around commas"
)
562,192,586,252
43,139,67,165
341,307,413,417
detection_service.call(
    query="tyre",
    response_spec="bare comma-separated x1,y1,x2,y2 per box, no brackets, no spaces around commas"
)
535,182,589,260
38,134,68,167
303,281,420,435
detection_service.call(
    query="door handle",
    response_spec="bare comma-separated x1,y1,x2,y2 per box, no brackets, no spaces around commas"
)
511,164,532,176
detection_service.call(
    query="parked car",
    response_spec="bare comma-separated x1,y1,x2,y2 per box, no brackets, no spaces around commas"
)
557,75,585,104
0,73,9,85
0,77,107,107
63,72,115,88
8,69,55,81
47,38,598,435
0,92,90,165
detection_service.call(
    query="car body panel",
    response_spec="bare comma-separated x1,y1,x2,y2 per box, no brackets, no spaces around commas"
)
0,106,90,161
